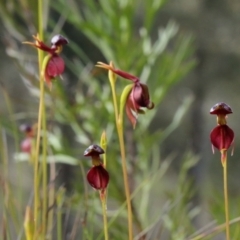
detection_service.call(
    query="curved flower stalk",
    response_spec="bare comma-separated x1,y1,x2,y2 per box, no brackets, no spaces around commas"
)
24,32,68,238
95,61,154,240
23,34,68,89
96,62,154,128
210,102,234,240
84,144,109,240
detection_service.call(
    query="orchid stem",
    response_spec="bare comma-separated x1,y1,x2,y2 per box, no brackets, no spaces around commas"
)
222,152,230,240
100,132,109,240
33,0,48,239
108,62,133,240
100,192,109,240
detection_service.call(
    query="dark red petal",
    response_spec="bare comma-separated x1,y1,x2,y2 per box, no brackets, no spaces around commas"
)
132,83,144,106
112,69,139,82
51,35,68,46
210,102,233,115
35,38,54,53
84,144,105,157
21,138,32,153
210,125,234,151
126,93,138,127
133,83,154,109
46,55,65,78
87,165,109,190
24,35,55,54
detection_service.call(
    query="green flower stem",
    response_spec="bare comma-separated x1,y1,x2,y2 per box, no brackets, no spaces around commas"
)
109,71,119,120
57,205,62,240
222,151,230,240
108,63,133,240
0,127,10,239
100,130,107,166
100,132,109,240
116,116,133,240
47,162,56,240
41,90,48,239
33,0,48,238
100,192,109,240
56,187,65,240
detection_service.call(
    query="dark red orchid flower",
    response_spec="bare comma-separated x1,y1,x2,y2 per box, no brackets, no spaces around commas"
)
210,125,234,152
96,62,154,127
210,103,234,156
24,34,68,88
87,165,109,190
84,144,109,190
21,137,32,153
126,82,154,127
19,124,36,153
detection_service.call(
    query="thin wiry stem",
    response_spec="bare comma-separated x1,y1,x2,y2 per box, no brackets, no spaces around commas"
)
100,192,109,240
100,131,109,240
222,151,230,240
108,62,133,240
34,0,48,238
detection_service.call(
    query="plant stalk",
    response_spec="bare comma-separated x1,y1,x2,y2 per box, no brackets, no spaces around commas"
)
100,192,109,240
108,64,133,240
222,151,230,240
34,0,48,238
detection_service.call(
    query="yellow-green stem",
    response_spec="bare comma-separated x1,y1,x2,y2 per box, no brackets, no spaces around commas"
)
57,206,62,240
33,0,48,238
1,128,10,239
109,78,119,120
47,162,56,240
100,192,109,240
117,118,133,240
41,92,48,238
56,188,65,240
109,70,133,240
33,63,44,238
222,153,230,240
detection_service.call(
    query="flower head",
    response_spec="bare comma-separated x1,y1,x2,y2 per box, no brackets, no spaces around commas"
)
84,144,109,190
96,62,154,127
20,124,36,153
209,103,234,159
23,34,68,88
20,124,35,138
126,82,154,127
